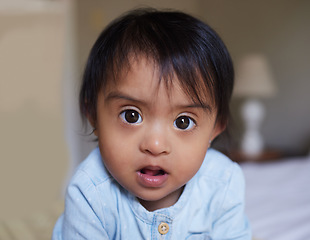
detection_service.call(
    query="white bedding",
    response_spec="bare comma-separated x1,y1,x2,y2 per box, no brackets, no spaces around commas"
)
241,155,310,240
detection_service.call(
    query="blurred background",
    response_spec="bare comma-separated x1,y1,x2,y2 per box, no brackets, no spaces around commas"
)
1,0,309,239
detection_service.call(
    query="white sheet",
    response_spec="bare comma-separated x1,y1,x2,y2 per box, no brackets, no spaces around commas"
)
241,156,310,240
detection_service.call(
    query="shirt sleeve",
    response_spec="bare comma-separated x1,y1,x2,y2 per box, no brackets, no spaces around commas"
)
52,170,110,240
212,163,252,240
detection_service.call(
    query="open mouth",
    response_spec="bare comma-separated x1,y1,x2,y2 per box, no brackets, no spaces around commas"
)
137,167,168,187
140,168,166,176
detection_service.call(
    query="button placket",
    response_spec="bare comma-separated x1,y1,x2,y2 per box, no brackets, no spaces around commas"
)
152,214,172,239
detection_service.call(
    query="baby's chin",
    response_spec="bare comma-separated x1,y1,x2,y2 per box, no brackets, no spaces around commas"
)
135,186,185,211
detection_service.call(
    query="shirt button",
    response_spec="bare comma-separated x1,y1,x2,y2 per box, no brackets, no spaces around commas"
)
158,222,169,235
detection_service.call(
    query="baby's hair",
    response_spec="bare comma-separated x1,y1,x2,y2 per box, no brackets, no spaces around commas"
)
80,8,234,129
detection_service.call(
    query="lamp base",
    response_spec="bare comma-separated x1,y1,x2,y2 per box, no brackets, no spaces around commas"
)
240,99,265,157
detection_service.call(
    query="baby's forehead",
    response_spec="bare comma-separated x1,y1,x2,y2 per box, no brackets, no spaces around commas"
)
104,56,215,107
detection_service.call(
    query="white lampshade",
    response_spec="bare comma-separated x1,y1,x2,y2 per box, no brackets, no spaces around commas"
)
233,54,277,98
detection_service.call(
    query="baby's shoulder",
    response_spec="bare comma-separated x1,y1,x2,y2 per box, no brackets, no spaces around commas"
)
72,147,111,187
198,148,241,183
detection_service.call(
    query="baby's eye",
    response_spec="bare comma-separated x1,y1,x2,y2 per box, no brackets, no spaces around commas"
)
174,116,195,130
120,109,142,124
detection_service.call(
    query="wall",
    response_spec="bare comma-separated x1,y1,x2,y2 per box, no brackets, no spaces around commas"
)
0,3,68,220
196,0,310,154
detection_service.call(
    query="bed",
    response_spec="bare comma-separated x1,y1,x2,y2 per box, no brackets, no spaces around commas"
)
241,154,310,240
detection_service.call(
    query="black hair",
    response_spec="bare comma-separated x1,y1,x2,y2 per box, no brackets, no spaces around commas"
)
80,8,234,129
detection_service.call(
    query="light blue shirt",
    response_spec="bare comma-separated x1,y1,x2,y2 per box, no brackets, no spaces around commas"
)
53,147,251,239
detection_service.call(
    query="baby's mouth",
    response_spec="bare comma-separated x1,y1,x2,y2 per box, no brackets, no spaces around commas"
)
140,168,166,176
137,166,169,187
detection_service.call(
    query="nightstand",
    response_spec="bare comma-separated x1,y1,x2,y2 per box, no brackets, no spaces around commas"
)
227,150,283,163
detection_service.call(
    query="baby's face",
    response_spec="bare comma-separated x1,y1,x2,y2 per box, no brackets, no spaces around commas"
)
93,57,222,211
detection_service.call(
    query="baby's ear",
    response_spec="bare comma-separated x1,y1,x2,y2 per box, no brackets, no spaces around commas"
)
211,122,226,142
86,113,98,136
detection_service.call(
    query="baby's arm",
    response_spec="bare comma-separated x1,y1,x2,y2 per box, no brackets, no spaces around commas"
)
212,163,252,240
52,170,109,240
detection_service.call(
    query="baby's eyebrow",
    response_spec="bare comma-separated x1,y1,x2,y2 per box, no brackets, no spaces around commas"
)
177,103,213,113
105,91,213,113
105,91,145,105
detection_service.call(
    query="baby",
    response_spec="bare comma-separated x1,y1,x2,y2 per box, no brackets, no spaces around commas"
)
53,8,251,239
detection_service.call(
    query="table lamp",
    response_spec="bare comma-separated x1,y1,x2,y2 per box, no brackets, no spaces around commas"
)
234,54,277,157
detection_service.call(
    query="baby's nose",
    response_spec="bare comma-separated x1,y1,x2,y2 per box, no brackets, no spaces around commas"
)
139,123,171,156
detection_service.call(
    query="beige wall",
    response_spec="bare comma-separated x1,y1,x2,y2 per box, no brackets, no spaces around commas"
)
0,5,68,219
196,0,310,153
76,0,201,65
